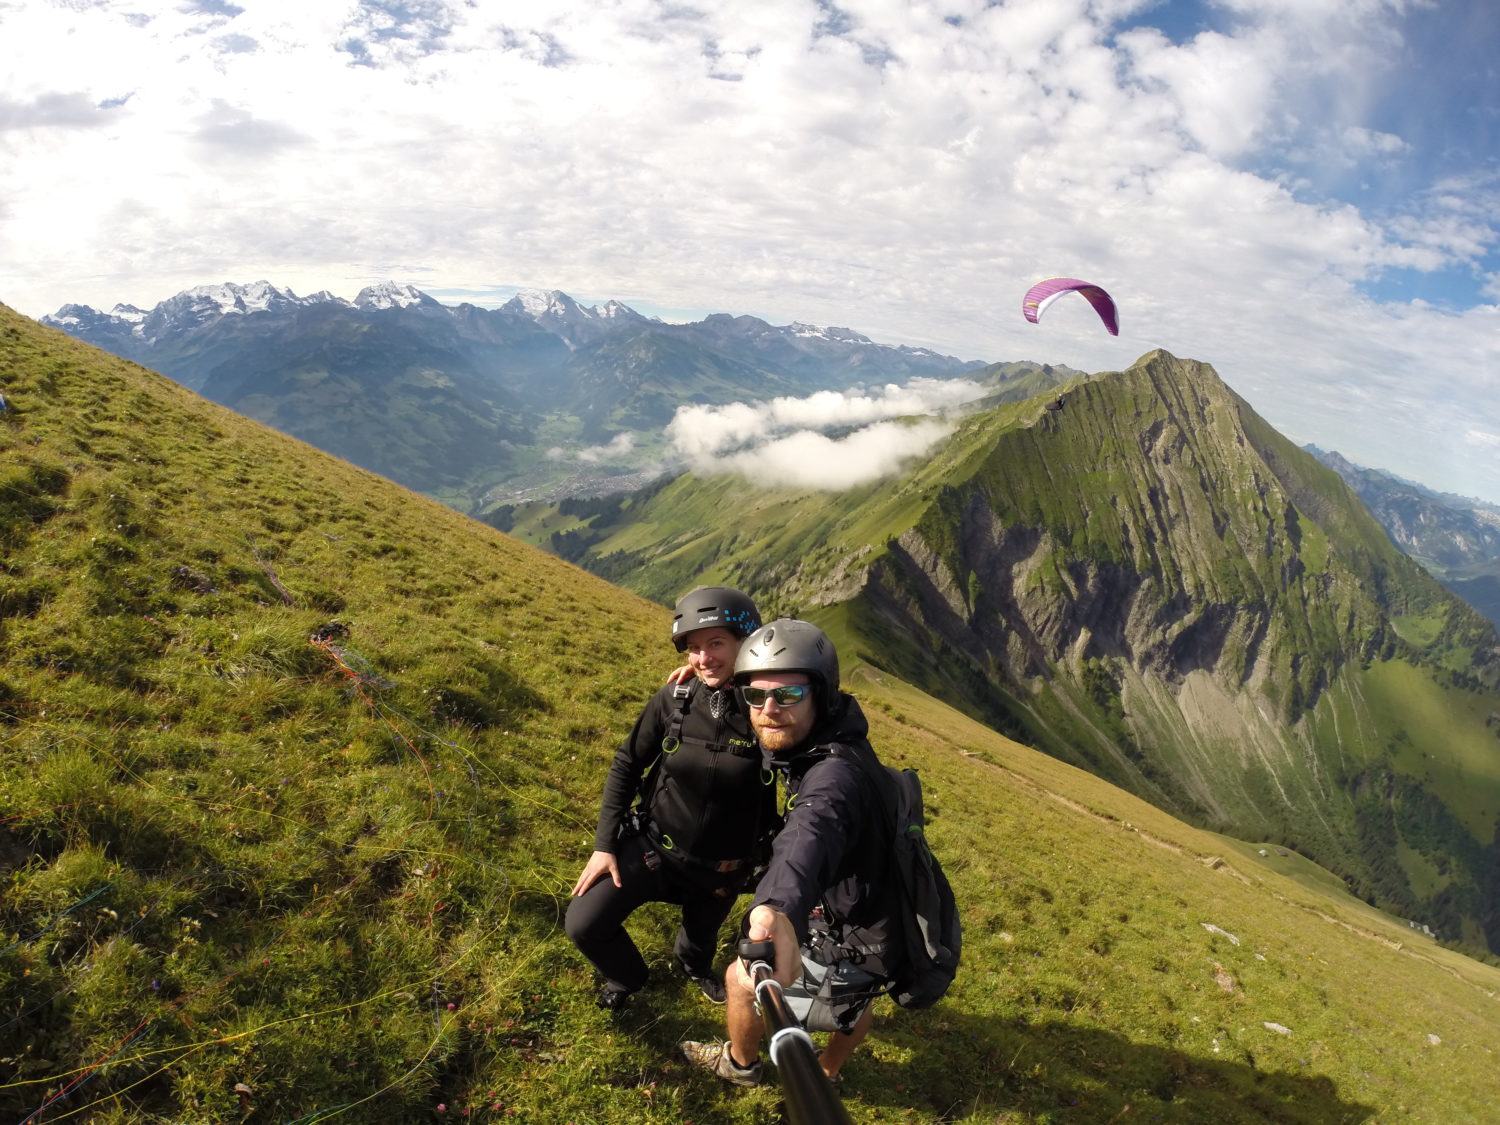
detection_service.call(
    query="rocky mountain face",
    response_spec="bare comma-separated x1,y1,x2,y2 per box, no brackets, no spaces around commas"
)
41,282,980,499
1310,447,1500,630
503,351,1500,953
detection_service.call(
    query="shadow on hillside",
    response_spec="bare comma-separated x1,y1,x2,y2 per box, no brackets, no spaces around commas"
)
630,990,1377,1124
848,1011,1378,1124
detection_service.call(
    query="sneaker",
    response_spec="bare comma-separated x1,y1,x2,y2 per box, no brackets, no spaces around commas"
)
681,967,727,1005
596,986,632,1013
681,1039,763,1086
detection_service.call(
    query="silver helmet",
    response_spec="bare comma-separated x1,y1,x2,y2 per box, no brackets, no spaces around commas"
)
733,618,839,705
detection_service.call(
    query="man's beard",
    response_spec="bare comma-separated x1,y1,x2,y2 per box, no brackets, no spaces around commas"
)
752,720,806,754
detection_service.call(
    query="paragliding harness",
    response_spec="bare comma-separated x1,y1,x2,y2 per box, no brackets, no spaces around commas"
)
807,742,962,1011
621,680,778,882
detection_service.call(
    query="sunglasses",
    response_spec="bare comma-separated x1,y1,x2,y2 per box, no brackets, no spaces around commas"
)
741,684,812,709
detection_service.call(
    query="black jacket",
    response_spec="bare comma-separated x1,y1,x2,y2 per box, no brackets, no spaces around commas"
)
594,679,776,865
749,694,898,969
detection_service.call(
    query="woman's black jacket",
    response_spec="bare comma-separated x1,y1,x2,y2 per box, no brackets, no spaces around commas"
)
593,679,776,866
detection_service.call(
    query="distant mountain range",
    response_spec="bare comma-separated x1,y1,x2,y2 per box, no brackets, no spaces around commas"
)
42,281,985,503
1309,447,1500,630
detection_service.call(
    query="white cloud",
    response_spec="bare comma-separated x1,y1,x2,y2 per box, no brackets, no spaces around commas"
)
577,432,636,463
0,0,1497,501
1466,429,1500,450
702,419,955,491
1119,28,1278,159
1340,125,1406,159
0,92,116,132
665,378,982,488
666,379,984,460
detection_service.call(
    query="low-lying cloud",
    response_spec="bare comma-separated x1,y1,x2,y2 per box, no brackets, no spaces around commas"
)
666,378,984,490
701,419,955,491
548,431,636,463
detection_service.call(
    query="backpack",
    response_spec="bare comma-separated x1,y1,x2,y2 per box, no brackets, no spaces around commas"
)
829,743,961,1009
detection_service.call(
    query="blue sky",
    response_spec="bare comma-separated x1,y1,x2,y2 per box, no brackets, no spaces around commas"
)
1,0,1497,501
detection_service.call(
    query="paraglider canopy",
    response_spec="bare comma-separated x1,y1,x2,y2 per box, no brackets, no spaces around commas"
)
1022,278,1119,336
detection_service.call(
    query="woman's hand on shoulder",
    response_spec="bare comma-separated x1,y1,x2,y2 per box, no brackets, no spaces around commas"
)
665,664,696,686
571,850,622,897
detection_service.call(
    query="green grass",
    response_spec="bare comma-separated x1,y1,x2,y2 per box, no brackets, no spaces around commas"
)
1357,661,1500,819
3,305,1500,1123
1388,609,1446,649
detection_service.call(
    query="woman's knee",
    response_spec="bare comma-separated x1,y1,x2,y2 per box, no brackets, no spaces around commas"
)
565,891,609,945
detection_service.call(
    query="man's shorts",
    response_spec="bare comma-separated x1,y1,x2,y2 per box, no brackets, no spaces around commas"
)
778,950,886,1034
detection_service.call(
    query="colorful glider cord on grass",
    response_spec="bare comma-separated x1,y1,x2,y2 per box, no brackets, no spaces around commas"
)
1021,278,1119,336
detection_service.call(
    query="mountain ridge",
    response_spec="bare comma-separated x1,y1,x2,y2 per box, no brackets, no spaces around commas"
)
1310,445,1500,630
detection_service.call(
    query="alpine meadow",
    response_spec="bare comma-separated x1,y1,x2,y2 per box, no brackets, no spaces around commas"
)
4,303,1500,1125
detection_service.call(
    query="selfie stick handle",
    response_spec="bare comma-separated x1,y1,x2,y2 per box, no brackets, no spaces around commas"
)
738,940,854,1125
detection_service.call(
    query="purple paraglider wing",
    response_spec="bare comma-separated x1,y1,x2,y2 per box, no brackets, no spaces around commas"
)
1021,277,1119,336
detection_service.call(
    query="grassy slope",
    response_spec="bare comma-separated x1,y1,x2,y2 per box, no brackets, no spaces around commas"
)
2,306,1499,1123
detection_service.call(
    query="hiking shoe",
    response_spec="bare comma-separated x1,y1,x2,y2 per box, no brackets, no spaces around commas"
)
595,986,632,1013
682,967,726,1004
681,1039,762,1086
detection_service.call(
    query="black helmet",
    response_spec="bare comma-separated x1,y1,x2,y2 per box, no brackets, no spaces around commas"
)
671,586,762,651
733,618,839,705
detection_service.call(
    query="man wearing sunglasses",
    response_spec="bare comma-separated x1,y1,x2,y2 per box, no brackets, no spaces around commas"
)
682,618,898,1087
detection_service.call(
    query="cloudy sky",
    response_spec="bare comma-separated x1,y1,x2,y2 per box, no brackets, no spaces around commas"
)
2,0,1497,501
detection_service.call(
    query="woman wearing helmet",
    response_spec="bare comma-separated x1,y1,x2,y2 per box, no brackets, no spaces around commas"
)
567,585,775,1011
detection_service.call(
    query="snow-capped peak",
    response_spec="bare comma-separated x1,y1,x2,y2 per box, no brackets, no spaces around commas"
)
510,288,581,319
506,290,645,325
789,322,872,345
354,281,433,310
40,302,148,335
109,304,149,324
42,304,92,328
178,280,296,316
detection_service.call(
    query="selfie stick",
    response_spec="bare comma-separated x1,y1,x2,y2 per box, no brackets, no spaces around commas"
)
738,939,854,1125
